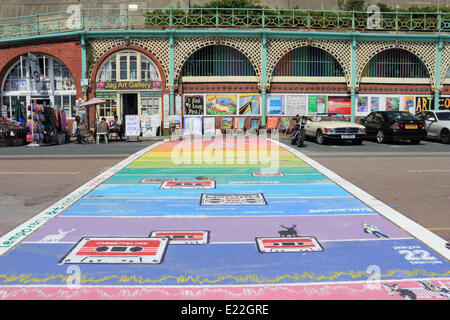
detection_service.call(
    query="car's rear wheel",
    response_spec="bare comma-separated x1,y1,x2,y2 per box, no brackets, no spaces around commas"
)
316,130,326,145
376,130,386,144
441,129,450,144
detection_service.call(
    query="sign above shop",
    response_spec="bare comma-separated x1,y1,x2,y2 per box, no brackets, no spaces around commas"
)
96,81,161,91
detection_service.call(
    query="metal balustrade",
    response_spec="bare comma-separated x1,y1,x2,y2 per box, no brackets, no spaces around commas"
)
0,8,449,40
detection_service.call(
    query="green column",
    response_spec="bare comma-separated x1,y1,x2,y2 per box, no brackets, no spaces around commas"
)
435,38,443,111
81,33,87,80
350,36,357,122
169,32,175,115
261,33,267,127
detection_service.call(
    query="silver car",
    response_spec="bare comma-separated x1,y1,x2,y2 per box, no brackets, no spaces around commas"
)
415,110,450,144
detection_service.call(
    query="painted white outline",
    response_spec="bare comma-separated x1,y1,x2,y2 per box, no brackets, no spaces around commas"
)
0,140,167,256
271,139,450,261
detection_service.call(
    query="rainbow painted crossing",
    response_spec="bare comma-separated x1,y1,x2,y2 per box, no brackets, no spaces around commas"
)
0,137,448,300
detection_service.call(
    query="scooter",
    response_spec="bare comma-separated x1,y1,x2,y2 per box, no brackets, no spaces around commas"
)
290,116,307,147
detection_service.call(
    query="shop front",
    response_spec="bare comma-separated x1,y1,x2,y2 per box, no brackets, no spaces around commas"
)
93,50,163,136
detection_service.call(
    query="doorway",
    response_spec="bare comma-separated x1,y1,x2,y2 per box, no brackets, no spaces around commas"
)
121,93,138,122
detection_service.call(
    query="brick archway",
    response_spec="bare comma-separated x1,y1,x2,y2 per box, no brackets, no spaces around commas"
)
0,42,82,98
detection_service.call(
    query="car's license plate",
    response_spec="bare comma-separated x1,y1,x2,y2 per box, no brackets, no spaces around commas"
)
405,124,418,129
341,135,355,139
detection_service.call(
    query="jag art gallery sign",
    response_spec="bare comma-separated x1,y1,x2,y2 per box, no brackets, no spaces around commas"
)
96,81,161,90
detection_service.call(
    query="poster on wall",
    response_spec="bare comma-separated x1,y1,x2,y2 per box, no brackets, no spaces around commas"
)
405,96,415,113
206,95,237,115
176,95,182,115
184,95,204,115
370,97,379,111
308,95,327,114
268,94,285,115
386,97,400,111
238,94,260,115
286,95,307,116
327,96,351,115
125,115,141,136
203,117,216,135
357,96,369,113
183,115,203,135
439,97,450,110
415,96,433,112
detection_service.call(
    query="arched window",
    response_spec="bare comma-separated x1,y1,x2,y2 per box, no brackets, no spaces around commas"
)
97,50,160,82
273,47,345,77
1,54,76,118
362,49,429,78
182,45,255,77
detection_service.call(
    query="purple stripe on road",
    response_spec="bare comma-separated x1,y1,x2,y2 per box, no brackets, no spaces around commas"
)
26,215,411,243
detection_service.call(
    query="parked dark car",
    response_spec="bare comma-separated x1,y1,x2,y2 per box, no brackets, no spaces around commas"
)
359,111,427,144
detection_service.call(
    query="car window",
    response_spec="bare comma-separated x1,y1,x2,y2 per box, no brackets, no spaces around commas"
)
375,113,385,123
426,112,437,121
385,112,417,120
436,112,450,121
415,112,425,120
365,113,374,122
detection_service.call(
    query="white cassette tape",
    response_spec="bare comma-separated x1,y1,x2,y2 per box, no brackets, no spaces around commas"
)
255,236,323,253
59,237,169,264
150,230,210,245
200,193,267,206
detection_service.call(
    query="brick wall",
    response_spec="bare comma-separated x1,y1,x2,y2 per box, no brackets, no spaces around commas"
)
0,38,83,130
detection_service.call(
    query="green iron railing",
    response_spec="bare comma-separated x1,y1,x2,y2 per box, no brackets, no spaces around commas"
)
1,8,450,40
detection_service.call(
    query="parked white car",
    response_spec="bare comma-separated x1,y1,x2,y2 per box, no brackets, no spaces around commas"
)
415,110,450,144
304,113,366,145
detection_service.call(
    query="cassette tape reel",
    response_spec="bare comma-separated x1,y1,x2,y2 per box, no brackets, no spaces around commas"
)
150,230,210,245
255,237,323,253
200,193,267,206
59,237,169,264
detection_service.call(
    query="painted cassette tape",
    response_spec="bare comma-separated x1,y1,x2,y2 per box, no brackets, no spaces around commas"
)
150,231,210,245
140,178,177,184
200,193,267,206
255,237,323,253
251,172,285,177
59,237,169,264
160,180,216,189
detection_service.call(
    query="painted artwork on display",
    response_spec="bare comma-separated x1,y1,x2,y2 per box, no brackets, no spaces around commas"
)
238,94,260,115
184,95,204,115
206,95,237,115
405,96,415,113
357,96,368,113
308,95,327,114
221,117,232,129
370,97,379,111
415,96,433,112
249,118,260,130
233,117,245,129
280,118,290,130
267,117,279,129
269,95,285,115
386,97,400,111
327,96,351,115
203,117,216,135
